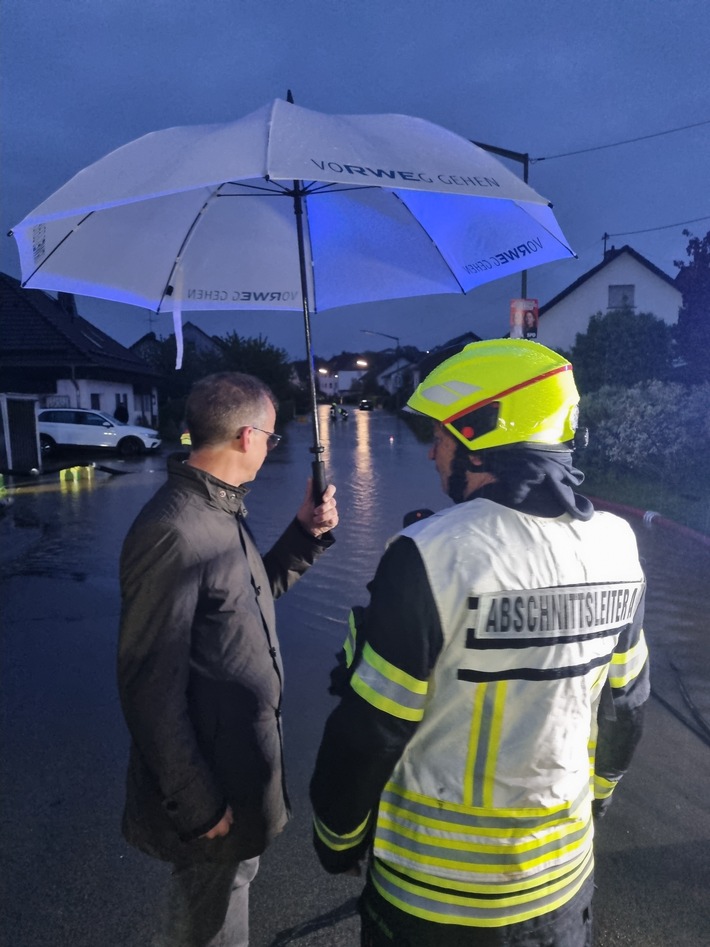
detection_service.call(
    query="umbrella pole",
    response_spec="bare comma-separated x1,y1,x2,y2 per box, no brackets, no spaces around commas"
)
292,181,326,501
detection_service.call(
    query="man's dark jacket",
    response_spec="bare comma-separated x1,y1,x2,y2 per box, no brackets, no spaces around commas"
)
118,455,333,865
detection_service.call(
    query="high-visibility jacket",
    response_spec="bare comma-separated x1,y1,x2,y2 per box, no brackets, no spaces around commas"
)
311,498,649,928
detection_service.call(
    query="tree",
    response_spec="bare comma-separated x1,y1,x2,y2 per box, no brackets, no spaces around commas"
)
674,229,710,384
139,332,295,437
570,307,673,394
217,332,294,403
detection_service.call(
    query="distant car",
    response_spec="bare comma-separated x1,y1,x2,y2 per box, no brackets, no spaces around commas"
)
358,399,374,411
38,408,161,456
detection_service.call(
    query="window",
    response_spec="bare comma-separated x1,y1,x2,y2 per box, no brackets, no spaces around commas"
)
608,284,635,310
90,393,101,410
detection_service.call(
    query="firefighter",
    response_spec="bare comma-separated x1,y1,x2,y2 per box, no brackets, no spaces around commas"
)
310,339,649,947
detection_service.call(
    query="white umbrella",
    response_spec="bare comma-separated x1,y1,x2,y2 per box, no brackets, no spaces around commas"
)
10,97,574,493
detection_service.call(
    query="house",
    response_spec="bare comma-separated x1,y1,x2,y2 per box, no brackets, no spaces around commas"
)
0,273,162,426
377,356,415,397
288,359,336,399
536,245,682,353
131,321,226,365
316,353,370,399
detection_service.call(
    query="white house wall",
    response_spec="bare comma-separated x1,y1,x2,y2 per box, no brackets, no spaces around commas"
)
537,253,682,353
57,378,145,422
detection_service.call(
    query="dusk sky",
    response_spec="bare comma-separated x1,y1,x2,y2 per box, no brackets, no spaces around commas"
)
2,0,709,359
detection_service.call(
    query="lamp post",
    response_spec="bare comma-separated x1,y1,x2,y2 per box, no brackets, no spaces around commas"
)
471,140,530,299
361,329,400,355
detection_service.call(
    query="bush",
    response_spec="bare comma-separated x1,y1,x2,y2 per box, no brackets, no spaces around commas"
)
570,308,674,393
580,381,710,488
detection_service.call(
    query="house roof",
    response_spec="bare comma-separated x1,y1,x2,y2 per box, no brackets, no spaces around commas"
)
414,331,482,377
539,245,678,317
0,272,159,378
132,321,226,354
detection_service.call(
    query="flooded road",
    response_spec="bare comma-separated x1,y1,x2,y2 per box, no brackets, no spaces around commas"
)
1,405,708,946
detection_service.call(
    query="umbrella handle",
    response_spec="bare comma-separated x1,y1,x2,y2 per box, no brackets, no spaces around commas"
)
311,459,327,503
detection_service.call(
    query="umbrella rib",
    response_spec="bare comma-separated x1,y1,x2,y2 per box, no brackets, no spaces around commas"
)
157,188,223,313
224,179,290,195
303,183,379,196
216,181,379,198
392,192,467,294
20,211,94,288
514,201,575,254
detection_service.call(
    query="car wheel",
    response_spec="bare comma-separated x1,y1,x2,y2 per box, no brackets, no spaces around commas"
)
39,434,55,455
117,436,144,457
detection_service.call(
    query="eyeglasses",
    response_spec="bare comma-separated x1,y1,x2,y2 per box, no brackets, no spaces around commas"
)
251,427,282,451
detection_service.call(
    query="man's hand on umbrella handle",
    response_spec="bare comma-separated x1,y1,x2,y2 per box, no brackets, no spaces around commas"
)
311,458,328,502
297,480,338,537
201,805,234,839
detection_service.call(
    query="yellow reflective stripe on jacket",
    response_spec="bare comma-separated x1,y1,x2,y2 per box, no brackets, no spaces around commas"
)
382,781,589,827
350,642,428,721
609,631,649,688
313,811,372,852
376,811,592,873
375,783,593,887
463,681,507,808
343,610,358,668
371,847,594,927
593,774,618,800
376,842,591,896
378,799,574,842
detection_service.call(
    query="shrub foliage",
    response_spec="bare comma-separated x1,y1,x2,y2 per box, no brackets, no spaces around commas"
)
580,381,710,488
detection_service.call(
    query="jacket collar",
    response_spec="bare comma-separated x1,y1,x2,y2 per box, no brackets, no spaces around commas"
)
474,450,594,521
167,452,249,515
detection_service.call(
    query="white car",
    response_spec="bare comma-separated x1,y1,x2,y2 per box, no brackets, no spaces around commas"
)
38,408,161,456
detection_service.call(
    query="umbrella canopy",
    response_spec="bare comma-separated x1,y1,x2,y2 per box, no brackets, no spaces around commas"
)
10,98,575,491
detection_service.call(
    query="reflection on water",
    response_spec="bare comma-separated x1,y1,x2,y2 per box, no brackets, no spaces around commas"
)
2,409,708,741
0,460,162,582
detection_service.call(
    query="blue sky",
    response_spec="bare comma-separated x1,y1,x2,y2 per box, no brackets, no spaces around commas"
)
2,0,709,358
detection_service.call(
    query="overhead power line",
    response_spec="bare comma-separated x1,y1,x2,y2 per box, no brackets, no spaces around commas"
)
532,118,710,163
606,214,710,238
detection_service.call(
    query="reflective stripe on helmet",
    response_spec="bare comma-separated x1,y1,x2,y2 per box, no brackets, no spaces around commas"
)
443,364,573,424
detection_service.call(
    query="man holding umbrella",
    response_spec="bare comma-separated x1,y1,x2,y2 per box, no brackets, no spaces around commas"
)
118,371,338,946
310,340,649,946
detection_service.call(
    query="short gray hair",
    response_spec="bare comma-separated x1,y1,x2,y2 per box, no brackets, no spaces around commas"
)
185,372,277,449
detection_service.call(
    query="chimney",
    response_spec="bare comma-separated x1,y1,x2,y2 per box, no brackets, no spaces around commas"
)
58,292,78,318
